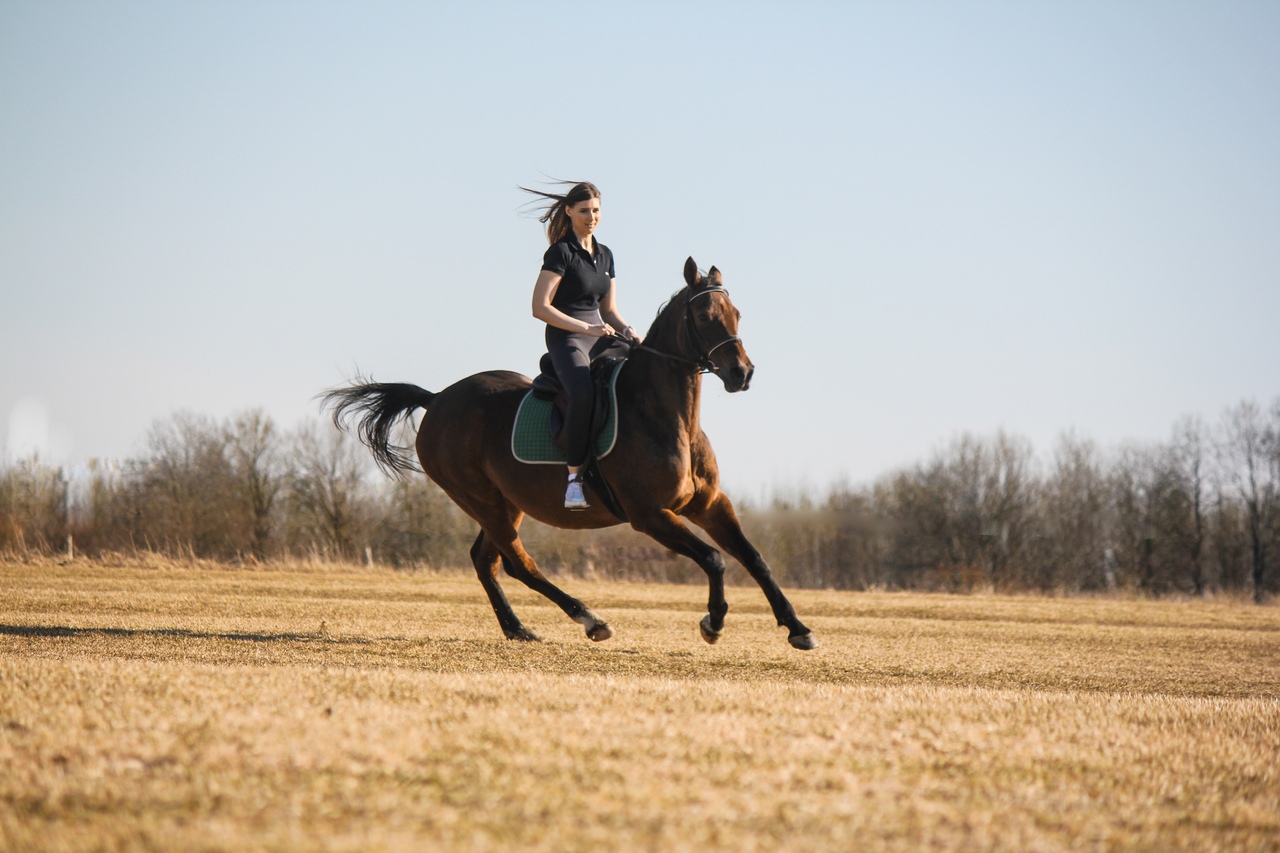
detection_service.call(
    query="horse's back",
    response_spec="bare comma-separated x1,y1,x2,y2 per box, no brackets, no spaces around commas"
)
443,369,530,395
422,370,528,424
415,370,528,478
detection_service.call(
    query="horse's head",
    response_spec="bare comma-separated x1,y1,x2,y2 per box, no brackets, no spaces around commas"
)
682,256,754,392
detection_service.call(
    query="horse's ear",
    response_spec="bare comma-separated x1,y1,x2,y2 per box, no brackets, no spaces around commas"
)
707,266,722,285
683,256,699,288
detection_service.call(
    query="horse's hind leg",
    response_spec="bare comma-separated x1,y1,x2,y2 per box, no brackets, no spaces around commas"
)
487,522,614,642
445,483,610,643
470,531,539,642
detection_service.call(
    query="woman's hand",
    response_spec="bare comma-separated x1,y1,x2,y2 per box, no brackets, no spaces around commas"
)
622,325,644,344
585,323,616,338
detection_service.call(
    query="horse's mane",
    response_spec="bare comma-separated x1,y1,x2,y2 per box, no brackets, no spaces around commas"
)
651,289,685,324
642,289,689,349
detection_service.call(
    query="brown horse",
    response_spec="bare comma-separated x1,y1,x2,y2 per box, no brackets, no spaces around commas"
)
323,257,817,650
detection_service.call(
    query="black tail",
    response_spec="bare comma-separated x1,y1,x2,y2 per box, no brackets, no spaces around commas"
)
319,377,436,477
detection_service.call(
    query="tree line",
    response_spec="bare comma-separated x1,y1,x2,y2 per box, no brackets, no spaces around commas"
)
2,399,1278,601
0,411,469,569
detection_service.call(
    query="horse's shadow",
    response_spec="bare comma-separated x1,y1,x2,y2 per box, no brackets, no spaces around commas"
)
0,623,377,644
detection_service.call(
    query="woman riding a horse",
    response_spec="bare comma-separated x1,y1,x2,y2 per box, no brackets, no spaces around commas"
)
322,186,818,650
524,181,641,509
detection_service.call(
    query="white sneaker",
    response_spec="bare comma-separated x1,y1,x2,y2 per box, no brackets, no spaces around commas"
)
564,477,589,510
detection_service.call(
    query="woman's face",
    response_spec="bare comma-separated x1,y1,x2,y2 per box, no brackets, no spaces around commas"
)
566,196,601,241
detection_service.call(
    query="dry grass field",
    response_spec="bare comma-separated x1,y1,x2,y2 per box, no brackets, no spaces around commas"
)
1,556,1277,852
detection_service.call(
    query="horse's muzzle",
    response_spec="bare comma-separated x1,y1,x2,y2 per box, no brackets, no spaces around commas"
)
725,363,753,393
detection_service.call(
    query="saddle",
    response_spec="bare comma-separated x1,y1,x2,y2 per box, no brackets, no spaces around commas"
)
531,353,623,450
512,357,629,522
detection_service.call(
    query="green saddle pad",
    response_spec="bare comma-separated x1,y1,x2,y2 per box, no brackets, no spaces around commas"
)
512,360,626,465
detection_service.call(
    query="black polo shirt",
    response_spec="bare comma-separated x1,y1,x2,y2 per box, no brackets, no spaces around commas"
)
541,233,615,317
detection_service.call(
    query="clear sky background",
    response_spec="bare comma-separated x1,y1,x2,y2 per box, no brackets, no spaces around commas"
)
2,1,1278,496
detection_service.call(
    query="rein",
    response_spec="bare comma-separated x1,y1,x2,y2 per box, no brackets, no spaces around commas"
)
613,286,741,375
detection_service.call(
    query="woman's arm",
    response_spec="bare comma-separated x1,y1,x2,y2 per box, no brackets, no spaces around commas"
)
599,279,642,342
532,270,615,336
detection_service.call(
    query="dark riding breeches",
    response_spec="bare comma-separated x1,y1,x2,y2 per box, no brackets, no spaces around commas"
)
544,323,626,468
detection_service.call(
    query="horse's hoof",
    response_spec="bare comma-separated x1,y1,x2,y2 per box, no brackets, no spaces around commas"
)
788,632,819,651
575,609,612,642
699,614,722,645
506,628,542,642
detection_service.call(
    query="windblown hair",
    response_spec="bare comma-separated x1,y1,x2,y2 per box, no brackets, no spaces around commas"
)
519,180,601,244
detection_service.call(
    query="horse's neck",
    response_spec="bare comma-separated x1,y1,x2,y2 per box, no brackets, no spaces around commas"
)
629,315,702,436
638,356,700,423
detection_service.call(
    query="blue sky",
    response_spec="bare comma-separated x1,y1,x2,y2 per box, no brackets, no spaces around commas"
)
2,1,1278,494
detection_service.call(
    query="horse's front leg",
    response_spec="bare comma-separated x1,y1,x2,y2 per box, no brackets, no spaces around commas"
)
628,508,729,644
687,492,818,650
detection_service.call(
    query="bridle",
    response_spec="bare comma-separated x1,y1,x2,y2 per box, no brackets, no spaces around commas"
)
615,286,743,376
683,286,743,373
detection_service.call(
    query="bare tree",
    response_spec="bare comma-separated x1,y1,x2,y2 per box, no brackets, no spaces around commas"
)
875,465,952,588
1108,443,1153,590
1217,401,1277,603
1171,415,1209,594
872,432,1035,590
0,456,67,553
1109,442,1201,596
975,432,1036,587
373,474,468,568
286,422,372,560
1271,398,1280,589
1036,433,1107,590
137,412,237,557
225,409,281,559
1207,489,1249,591
820,482,886,590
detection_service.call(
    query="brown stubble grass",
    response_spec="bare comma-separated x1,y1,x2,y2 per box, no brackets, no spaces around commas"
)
1,557,1277,852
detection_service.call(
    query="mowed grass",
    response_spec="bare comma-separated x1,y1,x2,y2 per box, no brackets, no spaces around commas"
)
1,557,1278,852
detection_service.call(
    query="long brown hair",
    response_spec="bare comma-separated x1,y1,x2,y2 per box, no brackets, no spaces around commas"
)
519,180,601,244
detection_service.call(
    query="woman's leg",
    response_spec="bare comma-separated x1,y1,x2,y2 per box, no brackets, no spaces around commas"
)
546,340,595,471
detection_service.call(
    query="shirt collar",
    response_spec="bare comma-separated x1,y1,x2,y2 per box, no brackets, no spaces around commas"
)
561,231,598,263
